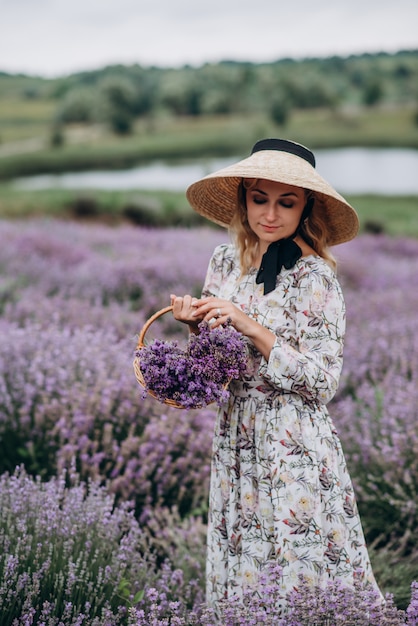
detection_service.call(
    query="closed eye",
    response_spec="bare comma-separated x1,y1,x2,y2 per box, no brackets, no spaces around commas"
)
252,196,295,208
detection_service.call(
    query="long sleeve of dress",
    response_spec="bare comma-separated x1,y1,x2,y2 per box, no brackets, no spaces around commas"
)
201,244,236,299
258,269,345,405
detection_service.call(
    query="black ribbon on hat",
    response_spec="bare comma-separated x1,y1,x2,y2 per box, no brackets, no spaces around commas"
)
251,138,316,167
255,197,314,294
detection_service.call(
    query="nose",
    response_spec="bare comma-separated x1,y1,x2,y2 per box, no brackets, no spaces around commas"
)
264,202,278,222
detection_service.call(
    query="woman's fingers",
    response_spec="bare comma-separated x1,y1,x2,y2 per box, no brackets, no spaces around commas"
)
171,294,203,325
191,299,235,328
175,296,247,332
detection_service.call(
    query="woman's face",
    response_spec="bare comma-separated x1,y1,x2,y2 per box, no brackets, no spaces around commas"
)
245,179,306,253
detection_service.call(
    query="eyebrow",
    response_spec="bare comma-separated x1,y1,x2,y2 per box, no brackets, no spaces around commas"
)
252,187,300,198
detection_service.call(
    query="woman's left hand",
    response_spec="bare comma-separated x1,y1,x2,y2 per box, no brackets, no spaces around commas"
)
192,297,253,336
193,297,276,360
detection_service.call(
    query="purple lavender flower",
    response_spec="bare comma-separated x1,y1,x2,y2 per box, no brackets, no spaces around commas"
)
407,581,418,625
0,466,179,624
137,321,247,408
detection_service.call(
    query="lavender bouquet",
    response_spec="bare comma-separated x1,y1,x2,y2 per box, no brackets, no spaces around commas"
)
136,321,247,409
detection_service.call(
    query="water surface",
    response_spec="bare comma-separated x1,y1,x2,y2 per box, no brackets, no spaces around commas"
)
12,148,418,196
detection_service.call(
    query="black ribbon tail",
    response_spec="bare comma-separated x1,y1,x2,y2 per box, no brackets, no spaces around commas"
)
256,244,279,294
256,239,302,295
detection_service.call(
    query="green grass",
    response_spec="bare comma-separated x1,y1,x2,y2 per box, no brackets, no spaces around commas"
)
0,98,55,121
0,106,417,180
347,194,418,237
369,546,418,610
0,98,56,142
0,115,259,179
282,106,418,149
0,185,417,237
0,185,209,229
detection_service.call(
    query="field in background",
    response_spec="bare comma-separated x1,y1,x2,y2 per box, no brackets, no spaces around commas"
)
0,185,417,238
1,108,418,180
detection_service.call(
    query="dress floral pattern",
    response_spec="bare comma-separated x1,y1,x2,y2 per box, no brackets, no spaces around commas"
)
202,243,380,608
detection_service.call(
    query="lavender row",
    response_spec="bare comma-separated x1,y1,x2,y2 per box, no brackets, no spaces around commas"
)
1,468,417,625
0,318,214,519
0,219,224,335
334,234,418,550
0,466,205,626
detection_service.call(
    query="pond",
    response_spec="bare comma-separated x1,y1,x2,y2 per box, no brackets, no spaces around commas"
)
12,147,418,195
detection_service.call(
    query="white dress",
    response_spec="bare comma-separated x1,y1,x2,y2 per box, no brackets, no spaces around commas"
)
202,243,380,608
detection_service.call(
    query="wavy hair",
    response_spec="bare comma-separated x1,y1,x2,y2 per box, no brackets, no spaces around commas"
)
229,178,337,274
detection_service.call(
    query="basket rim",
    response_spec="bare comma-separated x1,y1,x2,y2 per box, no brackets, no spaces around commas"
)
136,304,174,350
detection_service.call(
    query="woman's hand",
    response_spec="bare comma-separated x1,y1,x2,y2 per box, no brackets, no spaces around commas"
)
191,297,249,334
170,294,204,332
191,297,276,360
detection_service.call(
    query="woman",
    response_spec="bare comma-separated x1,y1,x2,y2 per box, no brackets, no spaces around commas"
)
171,138,380,608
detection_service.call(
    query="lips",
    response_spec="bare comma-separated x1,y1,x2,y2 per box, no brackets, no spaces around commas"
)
260,224,279,232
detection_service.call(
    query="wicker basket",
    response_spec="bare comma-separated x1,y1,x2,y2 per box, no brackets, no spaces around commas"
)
134,305,234,410
133,305,187,408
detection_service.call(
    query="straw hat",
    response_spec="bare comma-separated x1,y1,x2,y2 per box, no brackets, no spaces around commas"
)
186,138,359,246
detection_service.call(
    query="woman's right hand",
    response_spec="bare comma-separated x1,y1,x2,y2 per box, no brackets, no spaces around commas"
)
170,294,203,331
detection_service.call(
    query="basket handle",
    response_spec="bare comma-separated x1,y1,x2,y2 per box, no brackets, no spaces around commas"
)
136,305,173,349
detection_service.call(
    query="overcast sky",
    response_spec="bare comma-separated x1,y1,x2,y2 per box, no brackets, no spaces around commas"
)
1,0,417,78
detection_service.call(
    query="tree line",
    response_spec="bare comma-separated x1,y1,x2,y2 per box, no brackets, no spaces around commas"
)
1,49,417,136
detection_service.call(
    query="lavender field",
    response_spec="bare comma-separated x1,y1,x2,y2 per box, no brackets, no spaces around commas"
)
0,218,417,625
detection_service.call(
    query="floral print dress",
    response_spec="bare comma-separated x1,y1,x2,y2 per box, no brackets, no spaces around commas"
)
202,243,380,608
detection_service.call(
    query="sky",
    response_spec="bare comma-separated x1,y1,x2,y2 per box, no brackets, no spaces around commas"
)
0,0,417,78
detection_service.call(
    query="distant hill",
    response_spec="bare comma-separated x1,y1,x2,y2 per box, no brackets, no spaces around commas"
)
0,50,417,180
1,49,417,111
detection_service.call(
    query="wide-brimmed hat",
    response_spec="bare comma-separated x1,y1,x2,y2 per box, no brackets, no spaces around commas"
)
186,138,359,246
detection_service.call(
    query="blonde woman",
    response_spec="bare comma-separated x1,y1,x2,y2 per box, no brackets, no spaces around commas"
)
171,139,381,611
